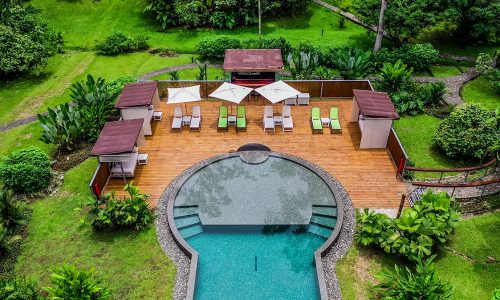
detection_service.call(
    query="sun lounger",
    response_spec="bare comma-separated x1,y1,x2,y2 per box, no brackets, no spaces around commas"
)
171,106,183,132
236,106,246,132
330,107,342,134
218,105,228,132
311,107,323,134
282,105,293,132
263,106,275,132
190,105,201,131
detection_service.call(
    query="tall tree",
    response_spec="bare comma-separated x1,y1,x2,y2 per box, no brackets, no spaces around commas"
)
373,0,387,52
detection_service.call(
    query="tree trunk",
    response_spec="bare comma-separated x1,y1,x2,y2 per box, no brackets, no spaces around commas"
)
373,0,387,52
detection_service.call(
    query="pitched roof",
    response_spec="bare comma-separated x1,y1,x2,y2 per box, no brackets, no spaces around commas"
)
353,89,399,119
91,119,143,156
223,49,284,72
115,81,158,108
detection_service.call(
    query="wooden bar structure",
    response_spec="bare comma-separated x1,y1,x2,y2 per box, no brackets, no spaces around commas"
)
102,98,407,209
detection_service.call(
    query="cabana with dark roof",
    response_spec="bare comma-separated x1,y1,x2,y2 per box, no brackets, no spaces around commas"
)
223,49,284,87
91,119,146,180
350,89,400,149
115,81,160,135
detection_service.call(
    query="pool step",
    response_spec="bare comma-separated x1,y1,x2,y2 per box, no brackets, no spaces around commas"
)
173,206,198,218
179,224,204,239
308,224,333,239
312,205,337,217
310,215,337,229
175,215,201,229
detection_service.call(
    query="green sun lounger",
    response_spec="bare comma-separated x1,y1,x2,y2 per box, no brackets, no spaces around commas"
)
311,107,323,133
236,106,246,131
218,105,228,131
330,107,342,134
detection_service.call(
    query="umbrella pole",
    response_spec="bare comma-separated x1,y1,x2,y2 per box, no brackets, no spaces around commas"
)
184,102,188,115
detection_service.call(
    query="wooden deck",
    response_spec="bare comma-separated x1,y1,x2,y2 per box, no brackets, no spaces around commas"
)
104,98,407,209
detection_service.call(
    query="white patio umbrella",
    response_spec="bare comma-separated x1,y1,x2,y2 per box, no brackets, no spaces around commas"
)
209,82,253,113
167,85,202,114
254,80,301,113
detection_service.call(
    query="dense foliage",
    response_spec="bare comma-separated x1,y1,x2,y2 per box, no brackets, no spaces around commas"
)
434,104,499,160
476,52,500,94
144,0,310,29
195,36,291,61
356,191,460,261
84,183,154,231
447,0,500,43
0,0,62,78
44,264,110,299
374,255,453,299
38,103,82,151
331,47,372,79
0,277,41,299
95,32,149,55
0,147,52,194
375,44,439,71
0,190,29,232
287,52,318,80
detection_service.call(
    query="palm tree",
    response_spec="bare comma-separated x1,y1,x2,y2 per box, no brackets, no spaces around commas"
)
373,0,387,52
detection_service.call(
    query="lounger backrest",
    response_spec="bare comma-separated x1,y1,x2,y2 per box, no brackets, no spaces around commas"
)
330,107,338,120
237,106,245,117
219,106,228,118
174,106,182,118
312,107,320,119
264,106,273,118
282,105,291,118
192,105,201,117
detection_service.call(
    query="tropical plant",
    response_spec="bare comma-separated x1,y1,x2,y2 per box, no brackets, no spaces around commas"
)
356,191,460,261
168,70,180,80
0,277,41,300
434,104,499,160
332,48,372,79
37,103,82,151
84,183,154,231
0,224,21,257
314,66,337,80
95,32,149,55
70,74,118,141
376,60,413,94
374,255,453,299
287,52,319,80
195,61,208,81
0,190,30,231
0,147,52,194
44,264,110,299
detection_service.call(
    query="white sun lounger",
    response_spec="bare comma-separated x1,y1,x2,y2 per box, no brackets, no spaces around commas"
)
282,105,293,132
190,105,201,131
263,106,275,132
171,106,183,132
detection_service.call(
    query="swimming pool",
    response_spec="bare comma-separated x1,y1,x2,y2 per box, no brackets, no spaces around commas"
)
167,151,345,299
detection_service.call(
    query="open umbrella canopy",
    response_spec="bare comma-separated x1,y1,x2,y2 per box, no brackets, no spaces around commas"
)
167,85,201,104
254,80,300,104
209,82,253,104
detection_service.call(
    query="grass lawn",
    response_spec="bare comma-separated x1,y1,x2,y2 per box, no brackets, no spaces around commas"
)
0,122,55,157
33,0,372,52
337,213,500,300
150,67,226,81
462,76,500,110
14,158,176,299
429,65,465,77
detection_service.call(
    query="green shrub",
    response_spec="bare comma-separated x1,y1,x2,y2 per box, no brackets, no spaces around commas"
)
434,104,499,160
44,264,110,299
242,37,292,58
0,147,52,194
0,224,21,257
95,32,149,55
375,44,439,71
168,70,180,80
0,190,30,231
374,255,453,299
85,183,154,231
195,36,241,61
492,289,500,300
37,103,82,151
355,191,460,261
476,52,500,94
287,52,319,80
376,60,413,94
0,277,41,299
332,47,373,79
108,75,137,97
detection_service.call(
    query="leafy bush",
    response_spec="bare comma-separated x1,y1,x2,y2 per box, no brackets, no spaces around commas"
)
168,70,180,80
95,32,149,55
355,191,460,261
44,264,110,299
434,104,499,160
492,289,500,300
242,37,292,58
476,52,500,94
0,277,41,300
195,36,241,61
0,1,63,78
377,60,413,94
70,74,118,142
332,47,372,79
0,224,21,257
0,147,52,194
287,52,319,80
374,255,453,299
375,44,439,71
84,183,154,231
108,76,137,96
0,190,29,231
37,103,82,151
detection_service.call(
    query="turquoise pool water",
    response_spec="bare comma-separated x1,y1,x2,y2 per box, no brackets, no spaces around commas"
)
189,227,325,300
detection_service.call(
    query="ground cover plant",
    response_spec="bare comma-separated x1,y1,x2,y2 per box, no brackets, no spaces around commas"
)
0,276,41,299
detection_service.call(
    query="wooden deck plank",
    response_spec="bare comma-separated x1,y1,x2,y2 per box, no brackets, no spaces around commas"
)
104,99,407,209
